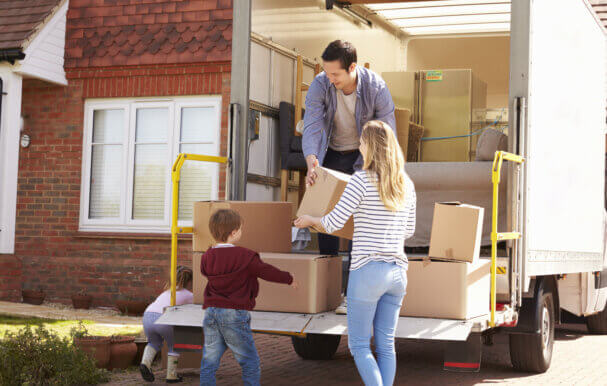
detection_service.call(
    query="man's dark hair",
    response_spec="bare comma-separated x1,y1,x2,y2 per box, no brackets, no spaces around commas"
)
321,40,357,70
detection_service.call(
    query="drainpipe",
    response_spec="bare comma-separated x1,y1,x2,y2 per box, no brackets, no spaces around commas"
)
0,77,3,136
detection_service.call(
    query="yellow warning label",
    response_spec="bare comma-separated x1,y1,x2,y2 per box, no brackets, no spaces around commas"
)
497,266,507,274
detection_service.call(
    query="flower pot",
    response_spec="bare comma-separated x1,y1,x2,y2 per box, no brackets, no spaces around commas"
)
115,300,148,316
74,336,111,369
133,337,148,365
71,294,93,309
108,336,137,370
22,290,45,305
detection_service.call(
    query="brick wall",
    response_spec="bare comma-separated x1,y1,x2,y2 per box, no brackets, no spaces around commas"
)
0,257,22,301
6,0,234,306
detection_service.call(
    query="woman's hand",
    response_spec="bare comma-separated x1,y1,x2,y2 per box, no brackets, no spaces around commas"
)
294,215,320,229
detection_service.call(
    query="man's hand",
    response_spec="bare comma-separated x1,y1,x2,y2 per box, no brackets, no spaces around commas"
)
294,215,320,229
305,155,319,187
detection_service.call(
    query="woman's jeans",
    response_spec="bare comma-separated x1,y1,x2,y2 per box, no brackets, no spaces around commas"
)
200,307,260,386
347,261,407,386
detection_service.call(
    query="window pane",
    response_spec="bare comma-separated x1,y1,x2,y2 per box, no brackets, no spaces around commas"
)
136,108,168,142
92,109,123,143
178,143,217,220
89,144,121,218
132,144,167,220
180,107,216,143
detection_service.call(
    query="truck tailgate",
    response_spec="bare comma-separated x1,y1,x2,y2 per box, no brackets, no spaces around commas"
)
154,304,506,342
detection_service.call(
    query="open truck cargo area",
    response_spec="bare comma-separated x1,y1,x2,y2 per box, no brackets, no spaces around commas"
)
159,0,607,375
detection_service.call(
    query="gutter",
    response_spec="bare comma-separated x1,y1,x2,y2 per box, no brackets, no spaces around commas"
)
0,49,25,64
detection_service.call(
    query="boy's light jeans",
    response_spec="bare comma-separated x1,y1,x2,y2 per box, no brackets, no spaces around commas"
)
200,307,260,386
347,261,407,386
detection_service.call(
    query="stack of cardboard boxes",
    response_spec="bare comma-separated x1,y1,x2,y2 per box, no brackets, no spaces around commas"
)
401,203,490,319
192,201,342,314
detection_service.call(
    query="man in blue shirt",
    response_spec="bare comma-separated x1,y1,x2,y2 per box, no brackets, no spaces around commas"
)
303,40,397,314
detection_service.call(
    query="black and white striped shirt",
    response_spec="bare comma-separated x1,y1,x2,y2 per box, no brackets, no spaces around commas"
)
321,170,416,271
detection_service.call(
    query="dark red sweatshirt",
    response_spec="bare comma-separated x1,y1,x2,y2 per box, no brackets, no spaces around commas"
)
200,246,293,310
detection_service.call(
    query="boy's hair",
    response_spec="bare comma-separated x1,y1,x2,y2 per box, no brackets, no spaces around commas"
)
321,40,357,70
163,265,193,291
209,209,242,242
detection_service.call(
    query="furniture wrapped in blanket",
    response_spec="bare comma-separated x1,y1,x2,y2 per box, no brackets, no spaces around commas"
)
404,161,507,247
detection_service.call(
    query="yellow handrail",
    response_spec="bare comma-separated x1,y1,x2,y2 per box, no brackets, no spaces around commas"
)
490,151,524,327
170,153,228,306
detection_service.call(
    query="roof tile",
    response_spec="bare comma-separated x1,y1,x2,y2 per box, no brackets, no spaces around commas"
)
65,0,231,67
0,0,62,50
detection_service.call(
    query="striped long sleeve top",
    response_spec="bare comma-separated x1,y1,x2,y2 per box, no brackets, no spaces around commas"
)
321,170,416,271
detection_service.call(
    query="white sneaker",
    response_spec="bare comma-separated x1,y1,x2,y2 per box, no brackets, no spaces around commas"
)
335,298,347,314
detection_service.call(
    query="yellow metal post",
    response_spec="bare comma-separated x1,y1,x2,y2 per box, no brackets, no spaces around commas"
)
490,150,524,327
170,153,228,306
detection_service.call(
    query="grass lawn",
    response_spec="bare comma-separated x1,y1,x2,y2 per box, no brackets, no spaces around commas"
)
0,314,143,340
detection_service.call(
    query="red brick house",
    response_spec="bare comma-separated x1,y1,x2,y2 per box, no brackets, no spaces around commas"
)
0,0,233,306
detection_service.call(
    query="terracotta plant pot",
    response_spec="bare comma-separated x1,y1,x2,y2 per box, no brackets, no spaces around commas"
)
71,294,93,309
108,336,137,370
22,290,45,305
133,337,148,365
74,336,111,369
115,300,148,316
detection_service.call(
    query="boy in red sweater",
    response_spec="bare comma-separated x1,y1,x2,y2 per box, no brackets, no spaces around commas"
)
199,209,297,386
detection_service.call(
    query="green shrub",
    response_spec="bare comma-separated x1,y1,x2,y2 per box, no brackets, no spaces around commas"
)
0,324,109,386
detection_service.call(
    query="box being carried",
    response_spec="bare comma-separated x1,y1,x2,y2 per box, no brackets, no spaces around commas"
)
193,253,342,313
429,202,484,263
193,201,293,252
296,167,354,240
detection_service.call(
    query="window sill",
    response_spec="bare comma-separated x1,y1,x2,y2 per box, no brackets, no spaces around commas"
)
73,231,193,241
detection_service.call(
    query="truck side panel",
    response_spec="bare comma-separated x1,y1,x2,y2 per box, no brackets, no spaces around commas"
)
511,0,606,277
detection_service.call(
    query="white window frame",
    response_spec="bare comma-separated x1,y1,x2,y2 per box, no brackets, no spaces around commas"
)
79,96,222,233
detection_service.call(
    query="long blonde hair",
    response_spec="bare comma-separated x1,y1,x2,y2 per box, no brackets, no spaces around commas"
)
360,120,407,211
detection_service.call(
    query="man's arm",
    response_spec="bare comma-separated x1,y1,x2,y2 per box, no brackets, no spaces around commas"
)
374,85,397,137
302,77,326,185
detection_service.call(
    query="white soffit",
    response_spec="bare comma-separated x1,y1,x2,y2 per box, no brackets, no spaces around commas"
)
15,0,68,85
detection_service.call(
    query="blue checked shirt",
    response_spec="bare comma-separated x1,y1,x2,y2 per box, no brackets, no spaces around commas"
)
302,65,397,170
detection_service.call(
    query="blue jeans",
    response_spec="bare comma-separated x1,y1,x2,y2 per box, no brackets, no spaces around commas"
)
200,307,260,386
347,261,407,386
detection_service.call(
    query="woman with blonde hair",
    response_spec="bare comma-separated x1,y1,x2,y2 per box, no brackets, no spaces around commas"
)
295,120,416,386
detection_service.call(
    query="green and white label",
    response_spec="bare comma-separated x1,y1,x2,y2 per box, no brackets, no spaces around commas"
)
426,71,443,82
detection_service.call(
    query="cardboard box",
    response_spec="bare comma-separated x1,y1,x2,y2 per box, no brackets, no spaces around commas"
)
194,253,342,313
428,202,484,263
296,167,354,240
395,107,411,157
400,259,490,319
193,201,293,252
